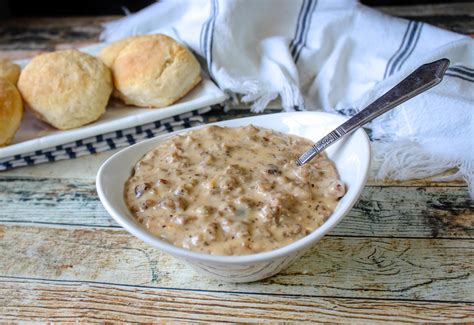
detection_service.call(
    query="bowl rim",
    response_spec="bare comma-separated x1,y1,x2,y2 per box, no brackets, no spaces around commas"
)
96,112,371,264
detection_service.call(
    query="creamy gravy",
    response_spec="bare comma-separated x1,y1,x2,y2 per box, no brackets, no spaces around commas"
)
125,125,345,255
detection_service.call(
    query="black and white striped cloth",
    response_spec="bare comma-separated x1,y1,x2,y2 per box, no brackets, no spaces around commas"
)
0,107,210,171
101,0,474,197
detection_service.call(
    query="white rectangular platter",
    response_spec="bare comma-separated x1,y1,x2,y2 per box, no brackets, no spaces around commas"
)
0,44,227,159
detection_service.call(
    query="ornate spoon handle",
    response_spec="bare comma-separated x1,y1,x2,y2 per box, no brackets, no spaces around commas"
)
296,58,450,166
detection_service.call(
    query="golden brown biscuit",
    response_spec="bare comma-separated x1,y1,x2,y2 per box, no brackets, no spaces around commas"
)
18,49,113,130
98,36,143,68
0,58,21,85
100,34,202,108
0,78,23,147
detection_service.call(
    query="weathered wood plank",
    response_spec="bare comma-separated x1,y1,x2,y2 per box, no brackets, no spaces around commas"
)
366,176,466,187
1,177,471,238
378,3,474,34
0,225,472,301
0,6,471,322
0,177,112,226
0,16,117,51
0,278,472,323
347,186,473,238
0,16,119,28
378,3,474,16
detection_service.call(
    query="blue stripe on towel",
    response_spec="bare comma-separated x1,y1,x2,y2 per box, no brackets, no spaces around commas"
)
200,0,219,81
455,65,474,72
294,0,317,62
290,0,310,57
395,22,423,73
200,0,214,59
445,72,474,82
448,65,474,78
199,8,209,57
444,64,474,82
207,0,219,80
290,0,318,62
384,21,414,78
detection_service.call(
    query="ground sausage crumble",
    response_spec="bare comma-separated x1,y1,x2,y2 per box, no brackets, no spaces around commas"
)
125,125,345,255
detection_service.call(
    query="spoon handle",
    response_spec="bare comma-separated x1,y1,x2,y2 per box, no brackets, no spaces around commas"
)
296,58,450,166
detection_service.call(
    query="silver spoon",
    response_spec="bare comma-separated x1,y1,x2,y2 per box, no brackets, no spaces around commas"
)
296,58,450,166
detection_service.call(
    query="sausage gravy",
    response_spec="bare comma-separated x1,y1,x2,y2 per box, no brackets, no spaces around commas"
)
125,125,345,255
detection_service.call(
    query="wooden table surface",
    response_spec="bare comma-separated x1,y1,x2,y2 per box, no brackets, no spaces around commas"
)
1,3,473,323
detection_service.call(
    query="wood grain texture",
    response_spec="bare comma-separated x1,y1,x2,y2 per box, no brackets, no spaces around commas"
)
0,4,473,322
379,3,474,34
1,177,471,239
0,224,472,301
0,278,472,323
0,16,117,51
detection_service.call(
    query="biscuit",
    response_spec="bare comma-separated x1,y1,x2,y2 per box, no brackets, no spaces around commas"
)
0,58,21,85
0,78,23,147
18,49,113,130
98,36,142,68
99,34,202,108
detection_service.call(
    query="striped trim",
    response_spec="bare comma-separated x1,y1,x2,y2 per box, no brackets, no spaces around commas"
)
290,0,307,57
200,0,219,80
0,107,211,171
449,65,474,74
199,7,209,57
445,64,474,82
396,22,423,73
445,73,474,82
290,0,317,63
384,21,423,78
290,0,310,58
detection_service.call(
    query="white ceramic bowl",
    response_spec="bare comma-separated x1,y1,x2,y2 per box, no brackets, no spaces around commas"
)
96,112,371,282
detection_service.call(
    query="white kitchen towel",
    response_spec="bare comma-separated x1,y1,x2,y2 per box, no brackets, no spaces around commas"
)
101,0,474,196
